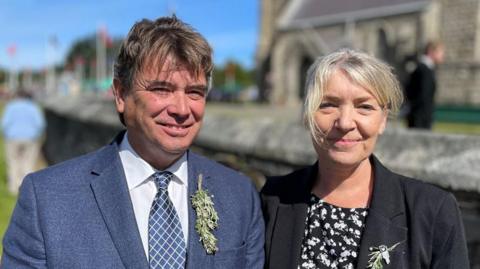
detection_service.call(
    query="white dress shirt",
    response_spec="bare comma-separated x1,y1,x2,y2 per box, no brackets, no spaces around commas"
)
118,133,189,258
420,54,435,69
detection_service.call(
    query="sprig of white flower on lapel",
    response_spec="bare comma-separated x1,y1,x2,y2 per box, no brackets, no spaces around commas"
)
368,242,402,269
191,174,219,254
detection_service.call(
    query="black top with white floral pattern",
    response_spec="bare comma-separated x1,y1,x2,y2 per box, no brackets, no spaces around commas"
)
298,194,368,269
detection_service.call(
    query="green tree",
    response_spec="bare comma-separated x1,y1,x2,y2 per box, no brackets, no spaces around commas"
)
0,68,5,84
64,34,122,79
212,60,254,89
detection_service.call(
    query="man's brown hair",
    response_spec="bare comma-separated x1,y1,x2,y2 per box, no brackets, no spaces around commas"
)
424,40,443,55
114,15,213,93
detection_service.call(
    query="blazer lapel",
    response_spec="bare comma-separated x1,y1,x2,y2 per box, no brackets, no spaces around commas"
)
90,142,149,269
185,151,213,268
271,203,308,268
267,164,316,269
356,156,408,269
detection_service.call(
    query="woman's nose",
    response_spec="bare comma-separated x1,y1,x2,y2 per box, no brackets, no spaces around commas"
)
335,107,356,131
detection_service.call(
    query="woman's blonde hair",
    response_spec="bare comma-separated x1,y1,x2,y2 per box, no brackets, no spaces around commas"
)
303,49,403,142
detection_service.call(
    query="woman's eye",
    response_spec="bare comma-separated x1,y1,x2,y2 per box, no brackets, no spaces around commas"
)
319,103,335,109
358,104,375,110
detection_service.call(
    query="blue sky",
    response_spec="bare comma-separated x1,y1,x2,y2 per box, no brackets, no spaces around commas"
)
0,0,259,71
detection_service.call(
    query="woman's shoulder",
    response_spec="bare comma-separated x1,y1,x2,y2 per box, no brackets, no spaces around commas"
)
373,156,460,222
374,156,454,204
396,173,453,201
261,165,314,197
390,171,459,216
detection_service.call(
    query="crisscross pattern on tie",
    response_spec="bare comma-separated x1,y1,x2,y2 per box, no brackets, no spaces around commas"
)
148,171,186,269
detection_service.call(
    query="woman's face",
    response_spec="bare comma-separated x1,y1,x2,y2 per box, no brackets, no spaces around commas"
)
313,69,387,168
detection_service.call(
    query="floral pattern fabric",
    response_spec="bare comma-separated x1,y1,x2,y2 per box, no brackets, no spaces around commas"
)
298,194,368,269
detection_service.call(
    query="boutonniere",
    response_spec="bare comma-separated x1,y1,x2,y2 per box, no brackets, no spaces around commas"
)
191,174,219,254
368,242,402,269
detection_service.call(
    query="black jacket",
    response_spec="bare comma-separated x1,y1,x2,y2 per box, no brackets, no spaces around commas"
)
406,62,436,129
261,156,469,269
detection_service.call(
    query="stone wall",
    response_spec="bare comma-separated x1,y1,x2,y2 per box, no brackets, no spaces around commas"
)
42,95,122,164
42,97,480,267
439,0,480,61
437,62,480,105
435,0,480,106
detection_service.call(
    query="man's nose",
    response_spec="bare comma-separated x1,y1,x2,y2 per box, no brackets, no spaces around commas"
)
168,92,189,119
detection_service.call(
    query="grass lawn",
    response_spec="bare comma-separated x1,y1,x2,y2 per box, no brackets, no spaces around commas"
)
395,118,480,135
0,135,17,255
0,102,17,255
434,122,480,135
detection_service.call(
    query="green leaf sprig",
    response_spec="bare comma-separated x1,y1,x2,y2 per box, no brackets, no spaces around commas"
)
191,174,219,254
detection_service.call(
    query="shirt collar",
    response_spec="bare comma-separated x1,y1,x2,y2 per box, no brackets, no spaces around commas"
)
118,132,188,191
420,55,435,69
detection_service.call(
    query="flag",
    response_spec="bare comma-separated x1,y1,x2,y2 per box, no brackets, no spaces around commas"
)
75,56,85,66
98,26,112,48
6,43,17,57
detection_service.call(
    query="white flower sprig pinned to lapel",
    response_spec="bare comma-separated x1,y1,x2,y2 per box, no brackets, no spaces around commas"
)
191,174,219,254
367,242,402,269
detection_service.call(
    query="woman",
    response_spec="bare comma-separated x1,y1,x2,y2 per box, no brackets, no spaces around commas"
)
262,49,469,269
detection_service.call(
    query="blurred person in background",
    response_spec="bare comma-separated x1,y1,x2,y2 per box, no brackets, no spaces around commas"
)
262,49,468,269
1,16,264,269
1,88,45,195
406,41,445,129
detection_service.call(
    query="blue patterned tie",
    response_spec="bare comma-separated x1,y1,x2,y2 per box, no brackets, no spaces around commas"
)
149,171,186,269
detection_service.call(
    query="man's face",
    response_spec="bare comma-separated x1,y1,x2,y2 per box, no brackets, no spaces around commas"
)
114,58,207,169
431,46,445,65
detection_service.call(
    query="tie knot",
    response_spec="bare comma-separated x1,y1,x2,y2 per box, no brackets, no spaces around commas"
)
152,171,173,190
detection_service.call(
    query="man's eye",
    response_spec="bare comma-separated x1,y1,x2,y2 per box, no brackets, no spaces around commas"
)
186,87,207,99
150,87,170,92
187,90,206,100
148,87,172,97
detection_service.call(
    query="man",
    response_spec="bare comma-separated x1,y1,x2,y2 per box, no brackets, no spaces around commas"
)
1,16,264,269
406,41,445,129
1,88,45,195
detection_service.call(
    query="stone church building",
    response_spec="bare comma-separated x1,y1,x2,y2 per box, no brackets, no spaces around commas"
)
256,0,480,107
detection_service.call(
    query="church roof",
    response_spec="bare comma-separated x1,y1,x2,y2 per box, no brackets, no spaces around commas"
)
279,0,430,29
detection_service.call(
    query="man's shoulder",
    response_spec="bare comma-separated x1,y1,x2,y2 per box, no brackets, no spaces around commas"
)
28,143,117,185
5,99,34,108
413,61,434,75
189,152,247,178
188,151,254,189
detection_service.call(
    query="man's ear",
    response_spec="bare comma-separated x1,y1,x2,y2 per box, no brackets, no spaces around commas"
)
113,78,126,113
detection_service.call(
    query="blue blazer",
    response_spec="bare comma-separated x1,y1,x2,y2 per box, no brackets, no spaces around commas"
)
1,137,264,268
